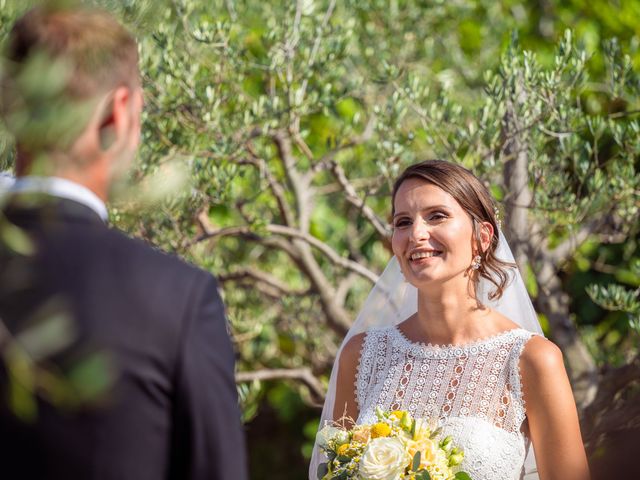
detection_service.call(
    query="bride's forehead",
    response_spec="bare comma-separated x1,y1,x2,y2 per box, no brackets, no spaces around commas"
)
394,179,461,209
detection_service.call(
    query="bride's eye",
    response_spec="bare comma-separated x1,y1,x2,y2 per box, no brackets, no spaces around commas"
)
428,212,448,221
393,218,411,229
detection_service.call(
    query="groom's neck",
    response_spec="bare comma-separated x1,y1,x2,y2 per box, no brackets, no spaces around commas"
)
16,149,110,202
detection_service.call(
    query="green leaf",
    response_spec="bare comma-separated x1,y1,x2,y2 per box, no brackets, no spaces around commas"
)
67,351,115,402
317,462,328,480
412,450,421,472
416,470,431,480
523,262,539,297
399,411,412,431
5,346,37,422
586,284,640,313
454,472,472,480
15,311,75,361
0,220,35,256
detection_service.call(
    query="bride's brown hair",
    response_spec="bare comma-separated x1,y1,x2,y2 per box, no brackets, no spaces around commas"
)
391,160,514,301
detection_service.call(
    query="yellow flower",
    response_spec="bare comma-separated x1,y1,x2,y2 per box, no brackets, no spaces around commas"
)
371,422,392,438
406,437,438,466
412,418,433,440
426,449,453,479
390,410,406,421
337,443,350,456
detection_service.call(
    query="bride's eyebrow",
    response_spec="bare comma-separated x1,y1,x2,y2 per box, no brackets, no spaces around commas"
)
392,204,451,219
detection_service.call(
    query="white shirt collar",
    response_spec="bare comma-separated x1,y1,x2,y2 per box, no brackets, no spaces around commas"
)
9,176,108,221
0,172,14,191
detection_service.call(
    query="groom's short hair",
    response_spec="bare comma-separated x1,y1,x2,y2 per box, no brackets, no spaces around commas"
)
3,5,139,99
1,4,139,150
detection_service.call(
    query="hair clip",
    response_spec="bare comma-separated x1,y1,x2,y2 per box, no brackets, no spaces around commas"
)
494,206,502,230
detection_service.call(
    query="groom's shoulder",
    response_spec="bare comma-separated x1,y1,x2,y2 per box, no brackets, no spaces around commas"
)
103,227,208,281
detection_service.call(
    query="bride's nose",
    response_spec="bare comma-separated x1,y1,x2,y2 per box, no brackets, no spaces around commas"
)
409,218,430,242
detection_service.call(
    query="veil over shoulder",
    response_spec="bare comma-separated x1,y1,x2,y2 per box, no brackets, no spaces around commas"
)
309,230,542,480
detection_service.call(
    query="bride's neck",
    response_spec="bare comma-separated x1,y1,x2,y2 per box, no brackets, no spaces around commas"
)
413,285,488,345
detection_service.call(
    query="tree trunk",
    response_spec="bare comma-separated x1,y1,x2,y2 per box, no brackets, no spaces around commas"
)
501,74,597,407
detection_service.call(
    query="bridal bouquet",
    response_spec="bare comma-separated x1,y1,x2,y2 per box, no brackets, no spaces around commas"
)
316,408,471,480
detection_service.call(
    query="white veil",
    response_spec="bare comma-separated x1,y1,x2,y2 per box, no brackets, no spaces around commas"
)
309,230,542,479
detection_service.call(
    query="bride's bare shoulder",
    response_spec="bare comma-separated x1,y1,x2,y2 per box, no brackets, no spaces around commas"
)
339,332,367,365
519,335,565,375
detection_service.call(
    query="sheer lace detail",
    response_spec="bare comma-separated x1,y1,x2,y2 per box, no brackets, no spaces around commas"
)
356,326,537,480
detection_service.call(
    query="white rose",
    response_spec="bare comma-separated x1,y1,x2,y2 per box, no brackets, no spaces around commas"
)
359,437,410,480
316,425,349,449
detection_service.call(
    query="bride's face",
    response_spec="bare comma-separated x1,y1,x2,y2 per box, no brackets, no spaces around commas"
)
391,178,477,289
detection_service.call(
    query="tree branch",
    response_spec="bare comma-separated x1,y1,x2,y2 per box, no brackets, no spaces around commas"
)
271,130,358,336
235,367,325,402
315,176,383,196
218,267,309,298
502,74,533,271
272,130,313,231
268,224,380,284
312,115,377,175
542,214,628,267
533,253,599,407
329,161,391,239
189,224,301,261
298,0,337,102
500,71,597,407
544,219,603,266
335,272,360,307
192,224,379,284
239,146,296,226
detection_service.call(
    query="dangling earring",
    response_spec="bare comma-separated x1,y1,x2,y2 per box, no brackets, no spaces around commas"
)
471,255,482,270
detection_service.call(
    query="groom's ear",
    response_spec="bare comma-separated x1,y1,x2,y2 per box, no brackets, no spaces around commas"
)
98,100,116,151
97,86,137,154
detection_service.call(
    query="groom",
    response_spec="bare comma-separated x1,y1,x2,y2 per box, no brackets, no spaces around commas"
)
0,5,247,480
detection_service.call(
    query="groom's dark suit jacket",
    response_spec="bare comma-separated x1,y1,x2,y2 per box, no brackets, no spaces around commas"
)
0,195,248,480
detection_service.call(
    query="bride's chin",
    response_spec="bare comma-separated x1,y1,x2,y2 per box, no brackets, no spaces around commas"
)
406,273,442,288
407,268,464,290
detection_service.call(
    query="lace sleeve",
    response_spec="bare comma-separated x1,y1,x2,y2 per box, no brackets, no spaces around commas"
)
507,330,538,432
355,328,386,411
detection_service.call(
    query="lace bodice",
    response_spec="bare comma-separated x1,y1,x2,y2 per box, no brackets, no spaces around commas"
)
356,326,536,480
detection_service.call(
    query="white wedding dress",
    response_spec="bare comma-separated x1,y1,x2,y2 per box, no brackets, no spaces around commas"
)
355,326,538,480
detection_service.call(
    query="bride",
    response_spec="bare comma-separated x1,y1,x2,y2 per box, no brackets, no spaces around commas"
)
310,160,589,480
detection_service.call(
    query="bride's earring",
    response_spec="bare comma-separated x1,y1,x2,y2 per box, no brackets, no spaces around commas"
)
471,255,482,270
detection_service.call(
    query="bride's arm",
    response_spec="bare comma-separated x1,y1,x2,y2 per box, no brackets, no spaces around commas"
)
520,336,590,480
332,333,366,426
